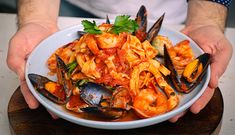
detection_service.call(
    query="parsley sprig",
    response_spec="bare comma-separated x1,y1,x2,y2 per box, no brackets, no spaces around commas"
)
82,20,102,34
81,15,139,35
110,15,139,34
66,61,77,76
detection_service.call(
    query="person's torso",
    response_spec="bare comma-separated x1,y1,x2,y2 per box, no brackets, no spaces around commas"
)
67,0,188,24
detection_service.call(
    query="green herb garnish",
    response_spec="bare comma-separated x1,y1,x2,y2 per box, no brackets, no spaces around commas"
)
81,15,138,35
105,85,115,91
82,20,102,34
76,79,89,86
110,15,139,34
66,61,77,75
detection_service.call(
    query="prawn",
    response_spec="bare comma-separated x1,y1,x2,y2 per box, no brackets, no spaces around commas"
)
133,88,168,118
130,61,179,117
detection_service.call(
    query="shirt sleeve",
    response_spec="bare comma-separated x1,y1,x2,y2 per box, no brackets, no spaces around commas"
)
187,0,232,8
210,0,232,8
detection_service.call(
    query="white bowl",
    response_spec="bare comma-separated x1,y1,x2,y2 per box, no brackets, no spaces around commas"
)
25,21,210,130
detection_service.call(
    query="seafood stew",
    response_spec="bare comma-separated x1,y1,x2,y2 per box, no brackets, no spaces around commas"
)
26,5,210,124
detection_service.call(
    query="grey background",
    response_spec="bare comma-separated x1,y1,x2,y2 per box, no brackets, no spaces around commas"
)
0,0,234,27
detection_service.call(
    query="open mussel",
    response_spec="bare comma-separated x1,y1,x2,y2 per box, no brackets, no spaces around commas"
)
135,5,165,43
28,55,74,104
110,87,132,110
135,5,147,42
56,55,74,99
80,82,112,106
28,74,129,119
28,73,66,104
79,83,130,119
29,52,128,119
134,5,166,57
77,31,86,37
106,15,110,24
146,13,165,43
164,45,210,93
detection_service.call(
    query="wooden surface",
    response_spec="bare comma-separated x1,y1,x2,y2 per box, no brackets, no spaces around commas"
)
8,87,223,135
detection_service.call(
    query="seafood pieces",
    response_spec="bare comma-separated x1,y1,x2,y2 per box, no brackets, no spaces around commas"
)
29,55,131,119
135,5,165,43
28,73,66,104
164,45,210,93
28,5,210,121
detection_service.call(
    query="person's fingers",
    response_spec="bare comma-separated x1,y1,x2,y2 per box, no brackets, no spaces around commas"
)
208,62,219,89
168,110,187,123
180,25,233,116
208,46,232,89
189,61,218,114
8,59,39,109
190,87,215,114
47,110,59,119
20,79,40,109
11,52,40,109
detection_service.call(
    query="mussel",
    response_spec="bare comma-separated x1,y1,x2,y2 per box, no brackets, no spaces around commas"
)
146,13,165,43
29,55,75,104
56,55,74,99
79,83,130,119
135,5,165,43
164,45,210,93
30,55,71,103
77,31,86,37
29,54,130,119
28,74,129,119
80,82,112,106
106,15,110,24
135,5,147,42
28,73,67,104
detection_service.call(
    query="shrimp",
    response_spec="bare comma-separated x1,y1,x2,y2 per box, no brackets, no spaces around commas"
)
168,40,195,74
130,60,179,116
133,88,168,118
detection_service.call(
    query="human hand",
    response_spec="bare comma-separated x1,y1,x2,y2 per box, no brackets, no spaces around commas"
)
7,22,58,109
169,24,233,122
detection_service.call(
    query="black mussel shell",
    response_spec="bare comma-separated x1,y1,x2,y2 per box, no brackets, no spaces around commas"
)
80,82,112,106
28,73,66,104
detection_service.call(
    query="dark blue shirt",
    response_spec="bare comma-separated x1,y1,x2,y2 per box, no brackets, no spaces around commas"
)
211,0,232,8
